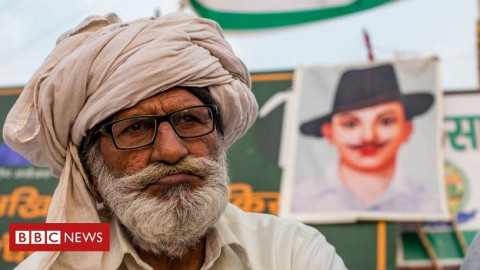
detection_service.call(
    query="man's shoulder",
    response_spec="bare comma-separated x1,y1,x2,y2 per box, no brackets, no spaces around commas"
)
219,204,347,269
223,203,322,238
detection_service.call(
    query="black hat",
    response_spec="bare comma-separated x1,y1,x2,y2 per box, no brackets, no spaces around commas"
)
300,64,434,137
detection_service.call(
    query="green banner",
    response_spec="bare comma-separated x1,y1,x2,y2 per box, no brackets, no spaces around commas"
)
189,0,394,29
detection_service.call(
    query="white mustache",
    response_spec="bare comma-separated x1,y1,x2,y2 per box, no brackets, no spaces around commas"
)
114,156,214,193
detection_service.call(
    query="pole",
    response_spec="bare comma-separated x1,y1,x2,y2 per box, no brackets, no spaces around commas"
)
363,28,374,62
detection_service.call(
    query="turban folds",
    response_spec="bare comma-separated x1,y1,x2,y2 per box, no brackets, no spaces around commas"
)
2,13,257,269
4,12,257,177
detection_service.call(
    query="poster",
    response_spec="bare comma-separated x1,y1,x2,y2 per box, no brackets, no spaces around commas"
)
280,58,450,223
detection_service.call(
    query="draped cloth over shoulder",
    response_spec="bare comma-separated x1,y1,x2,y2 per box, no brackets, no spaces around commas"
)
2,13,257,269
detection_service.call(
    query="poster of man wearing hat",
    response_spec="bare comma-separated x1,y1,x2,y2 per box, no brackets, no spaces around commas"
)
280,58,449,222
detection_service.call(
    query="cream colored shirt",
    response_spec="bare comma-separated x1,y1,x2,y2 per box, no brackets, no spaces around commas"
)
16,204,346,269
105,203,346,270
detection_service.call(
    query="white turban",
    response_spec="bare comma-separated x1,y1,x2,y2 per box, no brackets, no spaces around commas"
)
2,13,257,269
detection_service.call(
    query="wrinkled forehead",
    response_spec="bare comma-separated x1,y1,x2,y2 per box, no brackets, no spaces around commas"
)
109,88,205,120
105,86,216,121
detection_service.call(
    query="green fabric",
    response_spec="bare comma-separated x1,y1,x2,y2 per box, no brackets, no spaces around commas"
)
190,0,394,29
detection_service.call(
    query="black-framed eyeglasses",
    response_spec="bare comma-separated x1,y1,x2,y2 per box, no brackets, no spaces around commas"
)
96,104,218,150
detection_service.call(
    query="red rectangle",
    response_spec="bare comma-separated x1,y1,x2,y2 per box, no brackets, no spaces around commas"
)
9,223,110,251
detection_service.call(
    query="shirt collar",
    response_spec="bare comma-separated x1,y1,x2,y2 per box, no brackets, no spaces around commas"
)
204,204,251,269
107,215,152,270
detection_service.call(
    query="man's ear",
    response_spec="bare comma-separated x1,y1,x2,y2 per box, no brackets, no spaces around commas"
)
321,122,333,143
403,121,414,142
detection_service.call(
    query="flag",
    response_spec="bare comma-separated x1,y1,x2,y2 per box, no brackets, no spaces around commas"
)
190,0,395,29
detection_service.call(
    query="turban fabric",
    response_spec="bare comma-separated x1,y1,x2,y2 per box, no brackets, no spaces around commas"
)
2,13,257,269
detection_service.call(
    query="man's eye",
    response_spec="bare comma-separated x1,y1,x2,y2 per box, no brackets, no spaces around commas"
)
121,119,154,134
178,112,209,124
181,114,201,123
341,121,357,128
379,117,397,126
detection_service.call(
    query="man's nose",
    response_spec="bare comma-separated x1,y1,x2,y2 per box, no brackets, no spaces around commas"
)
150,122,188,164
361,124,377,142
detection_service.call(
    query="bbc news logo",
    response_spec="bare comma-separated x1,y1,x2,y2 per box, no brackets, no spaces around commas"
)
9,223,109,251
16,230,61,245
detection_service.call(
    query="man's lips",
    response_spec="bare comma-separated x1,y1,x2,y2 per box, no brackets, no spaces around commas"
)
143,173,204,193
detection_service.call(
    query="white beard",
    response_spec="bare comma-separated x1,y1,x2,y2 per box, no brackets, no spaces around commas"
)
87,144,229,258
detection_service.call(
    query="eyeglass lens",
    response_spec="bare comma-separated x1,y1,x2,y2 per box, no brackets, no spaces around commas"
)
111,106,214,148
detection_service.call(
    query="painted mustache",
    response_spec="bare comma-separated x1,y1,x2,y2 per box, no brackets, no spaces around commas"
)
348,141,390,155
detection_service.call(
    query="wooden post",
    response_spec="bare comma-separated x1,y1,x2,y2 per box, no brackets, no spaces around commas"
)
451,216,468,256
413,222,442,270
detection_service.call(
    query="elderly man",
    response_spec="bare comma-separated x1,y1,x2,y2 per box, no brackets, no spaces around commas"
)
3,13,345,269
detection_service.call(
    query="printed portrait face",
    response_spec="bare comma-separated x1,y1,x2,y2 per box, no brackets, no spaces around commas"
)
321,101,413,172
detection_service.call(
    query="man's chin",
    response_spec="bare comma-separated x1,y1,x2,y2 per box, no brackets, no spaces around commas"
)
115,183,228,258
122,209,224,258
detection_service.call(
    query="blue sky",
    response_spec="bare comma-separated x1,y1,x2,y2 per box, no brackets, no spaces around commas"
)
0,0,477,90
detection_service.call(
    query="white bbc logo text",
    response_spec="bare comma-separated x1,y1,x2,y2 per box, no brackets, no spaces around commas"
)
15,230,61,244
